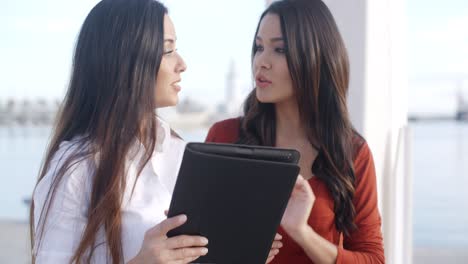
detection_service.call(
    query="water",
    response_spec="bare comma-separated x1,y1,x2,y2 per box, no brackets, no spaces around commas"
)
0,126,50,221
0,121,467,248
411,121,468,248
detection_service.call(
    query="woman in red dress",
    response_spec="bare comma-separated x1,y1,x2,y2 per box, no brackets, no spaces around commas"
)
206,0,385,263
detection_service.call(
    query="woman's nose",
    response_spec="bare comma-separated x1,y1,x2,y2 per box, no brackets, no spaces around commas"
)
176,53,187,73
255,53,272,70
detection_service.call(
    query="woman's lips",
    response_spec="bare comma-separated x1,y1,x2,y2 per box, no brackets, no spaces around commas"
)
172,80,181,91
256,75,272,89
172,84,181,92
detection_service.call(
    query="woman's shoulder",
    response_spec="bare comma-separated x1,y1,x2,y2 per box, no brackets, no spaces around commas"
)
51,136,90,163
35,137,94,201
205,117,241,143
350,132,377,186
351,131,368,160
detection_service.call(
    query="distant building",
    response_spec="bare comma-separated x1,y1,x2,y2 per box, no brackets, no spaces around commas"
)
176,97,206,114
219,60,244,116
456,85,468,121
0,98,60,126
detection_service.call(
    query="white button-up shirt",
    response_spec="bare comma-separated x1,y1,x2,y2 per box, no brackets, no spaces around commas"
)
33,118,186,263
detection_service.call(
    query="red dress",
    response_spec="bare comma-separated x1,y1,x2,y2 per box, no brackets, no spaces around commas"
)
205,118,385,264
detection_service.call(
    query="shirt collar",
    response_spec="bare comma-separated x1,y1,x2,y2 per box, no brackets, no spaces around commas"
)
155,116,170,153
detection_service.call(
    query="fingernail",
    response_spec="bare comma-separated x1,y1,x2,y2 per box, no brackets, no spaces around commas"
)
202,237,209,244
179,214,187,222
201,248,208,254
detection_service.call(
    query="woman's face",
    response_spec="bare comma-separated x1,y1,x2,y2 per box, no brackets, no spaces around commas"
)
253,13,294,104
155,15,187,108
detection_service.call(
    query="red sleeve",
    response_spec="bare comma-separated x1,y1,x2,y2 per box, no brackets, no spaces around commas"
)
205,122,220,142
336,142,385,264
205,118,240,143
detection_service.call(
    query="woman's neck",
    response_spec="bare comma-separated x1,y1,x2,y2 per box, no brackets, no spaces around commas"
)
275,99,306,140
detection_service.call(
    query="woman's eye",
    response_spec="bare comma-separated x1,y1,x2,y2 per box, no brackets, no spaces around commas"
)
164,49,178,55
254,45,264,52
275,47,286,53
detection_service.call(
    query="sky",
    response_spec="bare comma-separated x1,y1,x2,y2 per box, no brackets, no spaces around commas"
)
0,0,265,105
406,0,468,114
408,0,468,75
0,0,467,113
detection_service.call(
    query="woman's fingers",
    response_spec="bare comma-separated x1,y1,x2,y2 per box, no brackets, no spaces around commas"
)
296,175,308,188
265,253,276,263
136,216,210,264
150,214,187,236
176,255,202,264
268,248,280,257
271,240,283,249
171,246,209,260
294,174,315,199
274,233,282,241
165,235,209,249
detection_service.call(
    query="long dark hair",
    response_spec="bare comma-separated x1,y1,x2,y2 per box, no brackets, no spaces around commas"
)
239,0,359,236
30,0,168,262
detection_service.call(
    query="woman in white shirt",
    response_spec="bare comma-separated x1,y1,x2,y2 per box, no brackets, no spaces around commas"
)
30,0,282,263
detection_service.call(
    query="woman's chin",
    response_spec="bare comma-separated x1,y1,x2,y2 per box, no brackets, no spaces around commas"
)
256,92,275,104
155,97,178,108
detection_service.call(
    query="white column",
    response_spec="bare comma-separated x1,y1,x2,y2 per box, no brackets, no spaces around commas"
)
323,0,410,263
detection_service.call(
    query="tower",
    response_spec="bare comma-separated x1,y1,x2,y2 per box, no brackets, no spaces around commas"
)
224,60,242,115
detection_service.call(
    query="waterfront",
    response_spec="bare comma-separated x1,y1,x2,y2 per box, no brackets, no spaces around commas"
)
1,121,467,262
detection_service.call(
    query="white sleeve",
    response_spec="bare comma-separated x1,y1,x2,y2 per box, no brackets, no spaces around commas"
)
33,143,95,263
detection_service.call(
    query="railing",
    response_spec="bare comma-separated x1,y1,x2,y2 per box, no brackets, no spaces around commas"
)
383,125,413,264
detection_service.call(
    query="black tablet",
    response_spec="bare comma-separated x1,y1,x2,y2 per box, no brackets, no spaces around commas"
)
167,143,300,264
